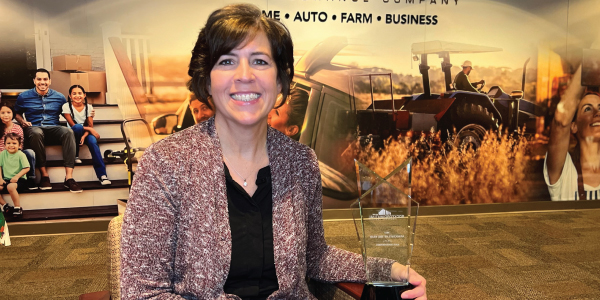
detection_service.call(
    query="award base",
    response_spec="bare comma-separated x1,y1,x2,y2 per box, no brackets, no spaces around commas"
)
360,283,416,300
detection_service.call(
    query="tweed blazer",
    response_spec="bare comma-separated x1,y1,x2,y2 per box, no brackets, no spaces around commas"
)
120,118,394,299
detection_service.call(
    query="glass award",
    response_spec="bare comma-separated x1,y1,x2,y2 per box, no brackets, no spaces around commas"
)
353,158,419,300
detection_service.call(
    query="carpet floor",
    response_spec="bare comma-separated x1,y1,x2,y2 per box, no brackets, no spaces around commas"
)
1,208,599,299
324,208,600,300
0,233,109,299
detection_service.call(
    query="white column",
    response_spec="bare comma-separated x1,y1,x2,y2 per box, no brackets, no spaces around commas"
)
100,22,122,105
33,8,51,70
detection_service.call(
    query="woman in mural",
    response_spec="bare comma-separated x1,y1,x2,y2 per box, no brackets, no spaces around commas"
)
268,87,357,199
120,3,426,299
545,67,600,200
267,87,308,141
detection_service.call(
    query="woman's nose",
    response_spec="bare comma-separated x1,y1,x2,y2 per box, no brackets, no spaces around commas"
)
234,59,253,82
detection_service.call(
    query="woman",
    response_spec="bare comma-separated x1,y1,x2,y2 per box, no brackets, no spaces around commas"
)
267,87,309,141
120,4,426,299
546,67,600,200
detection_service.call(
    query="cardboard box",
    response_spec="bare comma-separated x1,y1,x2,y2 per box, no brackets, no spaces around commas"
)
50,71,89,97
86,91,106,105
86,71,107,92
52,55,92,71
50,71,107,100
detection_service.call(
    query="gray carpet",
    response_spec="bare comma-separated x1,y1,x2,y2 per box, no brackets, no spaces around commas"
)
2,209,600,299
324,209,600,300
0,233,109,299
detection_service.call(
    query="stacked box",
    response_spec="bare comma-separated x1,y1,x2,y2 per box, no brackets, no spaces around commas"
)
51,55,107,104
50,70,107,104
52,55,92,71
50,71,89,97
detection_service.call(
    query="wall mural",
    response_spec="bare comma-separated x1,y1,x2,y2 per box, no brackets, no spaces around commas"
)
0,0,599,211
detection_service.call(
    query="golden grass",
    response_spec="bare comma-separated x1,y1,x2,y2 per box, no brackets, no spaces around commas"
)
357,130,532,205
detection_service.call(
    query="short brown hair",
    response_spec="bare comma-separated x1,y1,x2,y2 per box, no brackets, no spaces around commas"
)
4,132,21,146
187,4,294,106
35,68,51,79
189,93,213,110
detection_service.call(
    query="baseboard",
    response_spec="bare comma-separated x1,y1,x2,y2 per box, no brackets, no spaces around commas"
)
322,200,600,220
5,205,117,223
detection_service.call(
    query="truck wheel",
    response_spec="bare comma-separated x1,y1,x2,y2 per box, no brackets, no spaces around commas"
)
454,124,487,150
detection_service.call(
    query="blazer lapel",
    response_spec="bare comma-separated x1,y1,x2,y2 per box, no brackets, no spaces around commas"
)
267,128,305,293
205,118,232,288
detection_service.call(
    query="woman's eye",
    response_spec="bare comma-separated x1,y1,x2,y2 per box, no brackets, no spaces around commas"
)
218,59,234,65
585,107,591,112
254,59,268,65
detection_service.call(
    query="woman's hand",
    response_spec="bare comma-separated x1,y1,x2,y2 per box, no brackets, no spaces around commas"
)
391,262,427,300
80,136,86,146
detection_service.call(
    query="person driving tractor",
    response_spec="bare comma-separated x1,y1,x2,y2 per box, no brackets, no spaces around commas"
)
453,60,485,93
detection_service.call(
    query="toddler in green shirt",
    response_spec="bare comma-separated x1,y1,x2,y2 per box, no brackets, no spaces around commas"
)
0,133,30,217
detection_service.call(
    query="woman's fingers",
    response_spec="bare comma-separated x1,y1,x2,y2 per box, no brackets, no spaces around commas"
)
400,285,426,299
400,269,426,299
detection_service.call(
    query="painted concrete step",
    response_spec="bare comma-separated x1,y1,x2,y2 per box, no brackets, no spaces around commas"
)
36,158,137,183
59,120,123,126
46,138,126,160
45,158,126,167
45,163,129,183
4,206,116,224
39,159,135,184
91,104,119,107
0,180,129,210
56,120,124,139
93,105,123,121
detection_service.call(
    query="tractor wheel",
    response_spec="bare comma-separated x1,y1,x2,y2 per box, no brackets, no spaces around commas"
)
439,103,498,143
454,124,487,150
456,103,499,130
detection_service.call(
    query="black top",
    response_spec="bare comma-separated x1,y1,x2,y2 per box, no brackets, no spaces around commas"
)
223,164,279,300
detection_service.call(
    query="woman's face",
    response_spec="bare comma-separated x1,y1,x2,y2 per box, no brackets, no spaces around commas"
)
0,106,13,124
267,100,291,133
209,30,281,127
70,87,85,105
573,94,600,140
190,99,214,123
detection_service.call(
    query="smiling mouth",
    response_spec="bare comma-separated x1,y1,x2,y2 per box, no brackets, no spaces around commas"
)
592,122,600,127
231,93,260,102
